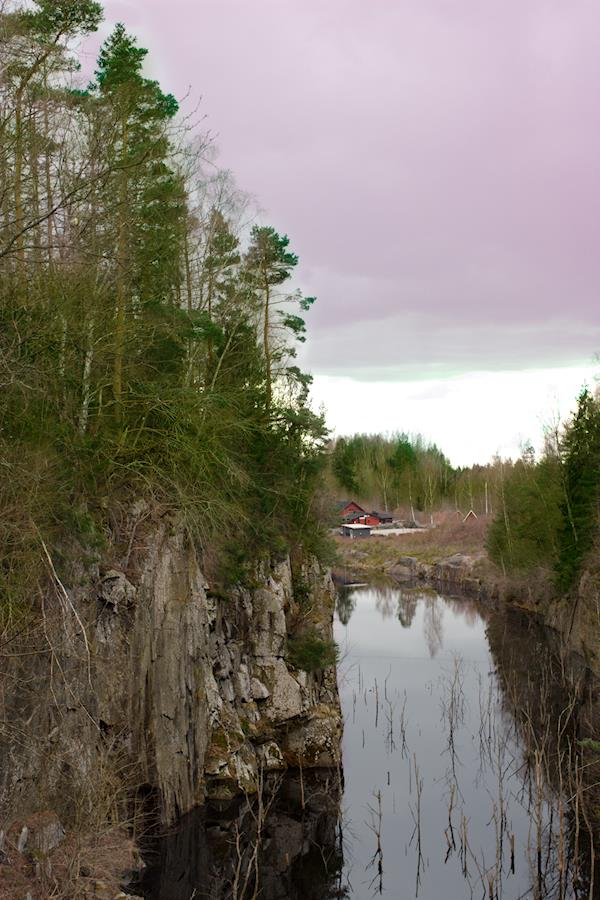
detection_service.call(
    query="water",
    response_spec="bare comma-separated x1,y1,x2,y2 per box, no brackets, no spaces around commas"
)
135,769,343,899
138,583,598,899
334,583,593,900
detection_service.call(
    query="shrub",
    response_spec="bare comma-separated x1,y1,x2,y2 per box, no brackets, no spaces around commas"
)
287,629,338,672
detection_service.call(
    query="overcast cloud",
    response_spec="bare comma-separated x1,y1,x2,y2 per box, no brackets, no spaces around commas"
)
97,1,600,460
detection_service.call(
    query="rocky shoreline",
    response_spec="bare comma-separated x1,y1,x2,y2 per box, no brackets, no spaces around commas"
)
335,537,600,681
335,549,505,603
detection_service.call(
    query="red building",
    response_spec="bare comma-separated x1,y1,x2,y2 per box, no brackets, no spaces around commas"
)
336,500,366,520
352,513,381,526
336,501,379,526
336,501,397,527
336,501,395,527
371,510,393,524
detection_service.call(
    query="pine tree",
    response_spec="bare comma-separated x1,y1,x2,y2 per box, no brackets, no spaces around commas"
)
244,226,301,413
556,388,600,590
88,23,181,416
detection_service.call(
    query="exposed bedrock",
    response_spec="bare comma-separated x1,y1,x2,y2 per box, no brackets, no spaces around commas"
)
0,517,342,831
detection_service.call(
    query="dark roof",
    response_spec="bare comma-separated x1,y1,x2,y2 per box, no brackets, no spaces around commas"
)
335,499,366,512
371,510,393,519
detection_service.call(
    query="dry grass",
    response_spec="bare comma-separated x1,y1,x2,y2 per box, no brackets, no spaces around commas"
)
0,823,138,899
334,516,491,574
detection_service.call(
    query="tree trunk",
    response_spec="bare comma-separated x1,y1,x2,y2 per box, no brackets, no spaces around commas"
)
14,93,25,266
29,109,41,264
263,278,271,412
43,76,55,262
184,228,197,386
113,119,129,419
78,315,95,435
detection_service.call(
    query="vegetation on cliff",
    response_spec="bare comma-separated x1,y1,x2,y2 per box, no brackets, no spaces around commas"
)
0,0,329,628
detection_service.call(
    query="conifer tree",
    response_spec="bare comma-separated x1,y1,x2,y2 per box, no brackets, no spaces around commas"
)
244,226,305,413
89,23,180,416
556,388,600,590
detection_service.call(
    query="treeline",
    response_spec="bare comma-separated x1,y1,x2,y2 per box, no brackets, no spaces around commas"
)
487,388,600,591
0,0,327,621
330,433,452,517
330,432,504,519
329,392,600,593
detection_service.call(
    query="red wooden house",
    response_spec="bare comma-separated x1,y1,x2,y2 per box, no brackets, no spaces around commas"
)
336,500,366,520
336,501,380,526
336,501,395,527
352,513,381,526
371,510,393,524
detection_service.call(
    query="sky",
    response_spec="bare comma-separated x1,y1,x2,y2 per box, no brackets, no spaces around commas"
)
94,1,599,466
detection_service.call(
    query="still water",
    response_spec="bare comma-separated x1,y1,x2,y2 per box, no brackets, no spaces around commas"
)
334,583,592,900
138,584,596,899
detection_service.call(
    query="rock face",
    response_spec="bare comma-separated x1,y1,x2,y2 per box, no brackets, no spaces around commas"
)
544,539,600,677
0,520,342,827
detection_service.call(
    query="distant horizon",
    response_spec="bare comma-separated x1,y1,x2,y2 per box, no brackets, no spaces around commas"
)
311,362,597,468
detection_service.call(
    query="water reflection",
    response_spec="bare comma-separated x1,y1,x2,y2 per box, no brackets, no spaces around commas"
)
335,583,598,899
137,771,343,899
423,595,444,658
337,587,357,626
338,585,448,659
397,592,417,629
137,587,599,899
486,610,600,897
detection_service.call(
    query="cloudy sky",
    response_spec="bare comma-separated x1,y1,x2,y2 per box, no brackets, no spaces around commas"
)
97,1,599,465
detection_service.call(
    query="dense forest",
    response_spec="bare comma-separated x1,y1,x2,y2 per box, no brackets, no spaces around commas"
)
328,431,515,521
329,433,452,517
0,0,329,629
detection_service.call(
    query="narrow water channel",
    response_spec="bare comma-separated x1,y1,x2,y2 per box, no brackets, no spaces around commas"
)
334,582,595,900
138,583,598,899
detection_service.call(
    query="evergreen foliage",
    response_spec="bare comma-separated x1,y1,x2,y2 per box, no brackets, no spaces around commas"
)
485,456,563,573
555,389,600,590
0,1,329,627
287,629,339,673
486,388,600,591
330,433,450,515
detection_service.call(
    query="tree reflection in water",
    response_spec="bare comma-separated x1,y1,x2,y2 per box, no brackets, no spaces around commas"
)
486,609,600,898
397,591,418,629
136,770,344,900
423,595,444,658
336,582,447,658
335,582,600,898
336,587,357,626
